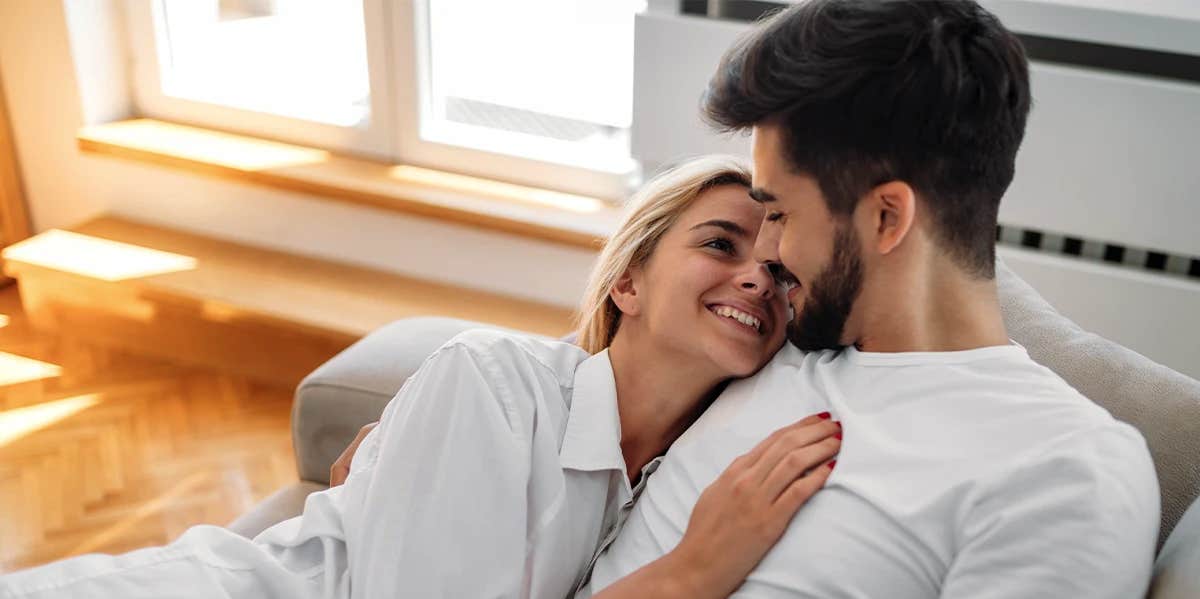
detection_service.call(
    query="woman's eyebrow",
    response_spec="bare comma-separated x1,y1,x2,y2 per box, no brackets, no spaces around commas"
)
689,220,748,236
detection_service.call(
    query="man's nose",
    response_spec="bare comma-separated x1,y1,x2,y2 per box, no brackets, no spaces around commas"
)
753,227,779,265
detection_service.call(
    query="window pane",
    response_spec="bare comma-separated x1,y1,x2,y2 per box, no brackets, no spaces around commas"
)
424,0,645,172
155,0,370,127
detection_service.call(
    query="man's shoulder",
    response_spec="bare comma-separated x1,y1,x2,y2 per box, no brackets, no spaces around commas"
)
974,420,1159,542
974,346,1127,426
1031,418,1154,474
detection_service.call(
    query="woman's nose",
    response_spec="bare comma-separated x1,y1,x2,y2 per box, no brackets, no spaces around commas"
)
738,264,775,298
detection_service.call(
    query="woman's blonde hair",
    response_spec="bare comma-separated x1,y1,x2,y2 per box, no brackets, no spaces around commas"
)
575,155,752,354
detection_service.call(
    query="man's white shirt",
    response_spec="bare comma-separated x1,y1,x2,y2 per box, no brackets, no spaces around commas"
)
583,343,1160,598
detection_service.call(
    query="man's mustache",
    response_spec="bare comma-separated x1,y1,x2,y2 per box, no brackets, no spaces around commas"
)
768,262,800,290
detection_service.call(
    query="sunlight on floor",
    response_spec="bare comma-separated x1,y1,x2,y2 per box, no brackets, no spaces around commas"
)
0,351,61,387
67,471,211,557
0,394,101,447
1,230,198,281
0,315,9,329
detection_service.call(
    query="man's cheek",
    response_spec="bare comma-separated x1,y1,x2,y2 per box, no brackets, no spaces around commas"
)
781,247,809,282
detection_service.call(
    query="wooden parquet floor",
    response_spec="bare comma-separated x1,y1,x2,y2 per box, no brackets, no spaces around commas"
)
0,282,297,573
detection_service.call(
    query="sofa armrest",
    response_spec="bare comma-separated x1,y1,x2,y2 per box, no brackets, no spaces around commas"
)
291,317,503,483
1151,497,1200,598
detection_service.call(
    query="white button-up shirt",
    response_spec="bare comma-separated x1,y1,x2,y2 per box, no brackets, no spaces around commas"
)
0,330,660,599
338,329,661,598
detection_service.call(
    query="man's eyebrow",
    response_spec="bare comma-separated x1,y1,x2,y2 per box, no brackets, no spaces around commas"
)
689,219,748,236
748,187,777,203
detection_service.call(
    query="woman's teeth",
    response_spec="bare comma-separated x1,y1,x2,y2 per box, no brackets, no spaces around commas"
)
713,306,761,332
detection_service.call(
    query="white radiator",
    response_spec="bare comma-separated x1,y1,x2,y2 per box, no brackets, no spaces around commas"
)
631,6,1200,378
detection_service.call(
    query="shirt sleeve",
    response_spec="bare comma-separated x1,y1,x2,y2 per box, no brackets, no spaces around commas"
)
939,426,1160,599
341,340,533,599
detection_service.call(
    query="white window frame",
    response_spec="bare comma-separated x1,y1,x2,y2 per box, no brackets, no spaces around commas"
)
125,0,397,159
124,0,635,200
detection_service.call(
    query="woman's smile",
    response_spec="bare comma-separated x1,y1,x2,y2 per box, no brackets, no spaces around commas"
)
707,302,767,334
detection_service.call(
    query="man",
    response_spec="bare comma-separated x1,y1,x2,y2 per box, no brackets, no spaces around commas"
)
581,1,1159,597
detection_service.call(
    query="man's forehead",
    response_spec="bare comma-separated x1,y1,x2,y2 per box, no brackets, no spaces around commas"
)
749,158,784,206
750,125,797,205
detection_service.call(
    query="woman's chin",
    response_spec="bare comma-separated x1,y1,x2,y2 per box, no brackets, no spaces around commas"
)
709,348,765,379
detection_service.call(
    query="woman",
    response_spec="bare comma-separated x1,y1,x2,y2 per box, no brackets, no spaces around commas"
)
0,156,839,599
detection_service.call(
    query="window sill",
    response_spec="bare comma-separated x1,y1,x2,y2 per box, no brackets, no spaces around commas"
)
76,119,623,250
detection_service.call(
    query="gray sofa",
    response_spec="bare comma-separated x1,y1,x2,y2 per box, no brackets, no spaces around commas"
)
228,260,1200,597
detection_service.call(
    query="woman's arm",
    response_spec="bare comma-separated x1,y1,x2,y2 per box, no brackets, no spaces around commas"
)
338,339,535,598
594,414,841,599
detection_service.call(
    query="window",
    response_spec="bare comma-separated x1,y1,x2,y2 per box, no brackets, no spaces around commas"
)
126,0,646,199
127,0,394,158
153,0,370,127
421,0,641,174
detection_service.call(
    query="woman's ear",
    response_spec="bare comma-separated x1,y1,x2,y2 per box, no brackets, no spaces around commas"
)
609,267,642,317
867,180,916,255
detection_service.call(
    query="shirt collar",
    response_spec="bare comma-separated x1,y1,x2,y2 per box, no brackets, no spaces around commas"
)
559,349,627,476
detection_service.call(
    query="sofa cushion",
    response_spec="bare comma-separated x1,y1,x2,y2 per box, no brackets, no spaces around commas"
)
996,258,1200,550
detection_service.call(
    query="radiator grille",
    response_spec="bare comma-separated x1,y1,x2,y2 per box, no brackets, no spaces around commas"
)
995,224,1200,280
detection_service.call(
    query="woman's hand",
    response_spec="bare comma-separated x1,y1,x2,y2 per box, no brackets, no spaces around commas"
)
595,412,840,599
329,421,378,487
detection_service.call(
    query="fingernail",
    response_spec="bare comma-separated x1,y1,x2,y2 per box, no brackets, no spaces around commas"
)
834,420,842,429
834,432,843,440
817,411,831,420
827,460,837,470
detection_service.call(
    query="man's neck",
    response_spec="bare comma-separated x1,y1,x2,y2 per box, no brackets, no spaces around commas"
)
607,331,724,481
851,256,1009,354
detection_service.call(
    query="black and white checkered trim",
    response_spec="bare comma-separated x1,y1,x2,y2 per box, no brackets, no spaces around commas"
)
996,224,1200,279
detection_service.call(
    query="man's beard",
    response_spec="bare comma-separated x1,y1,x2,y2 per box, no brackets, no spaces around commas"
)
787,224,865,352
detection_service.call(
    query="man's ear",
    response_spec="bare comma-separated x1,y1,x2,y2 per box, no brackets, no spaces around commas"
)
609,267,642,316
865,180,916,255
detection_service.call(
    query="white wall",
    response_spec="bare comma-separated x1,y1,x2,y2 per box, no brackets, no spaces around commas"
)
0,0,598,309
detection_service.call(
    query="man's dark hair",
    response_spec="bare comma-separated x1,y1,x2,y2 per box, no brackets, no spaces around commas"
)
703,0,1030,278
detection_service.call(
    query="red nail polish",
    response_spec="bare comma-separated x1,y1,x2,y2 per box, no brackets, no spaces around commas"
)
834,432,843,440
834,420,842,429
817,411,831,420
827,460,837,470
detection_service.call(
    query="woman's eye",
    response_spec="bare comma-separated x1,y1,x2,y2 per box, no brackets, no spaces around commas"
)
703,238,735,253
765,211,785,223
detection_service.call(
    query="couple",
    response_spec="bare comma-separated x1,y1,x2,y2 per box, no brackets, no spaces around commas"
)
0,1,1158,598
